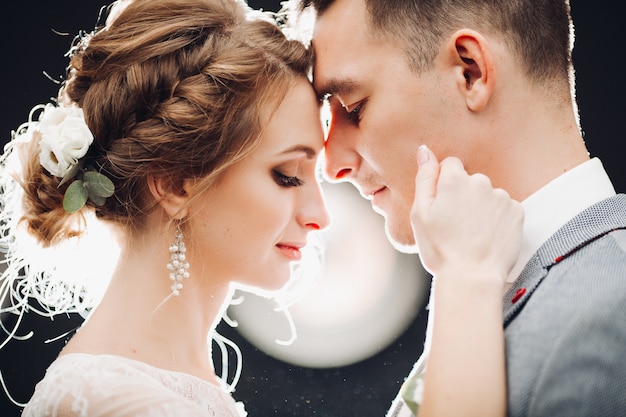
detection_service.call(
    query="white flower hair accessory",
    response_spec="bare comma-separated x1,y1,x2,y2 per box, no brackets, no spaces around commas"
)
38,104,93,178
33,103,114,213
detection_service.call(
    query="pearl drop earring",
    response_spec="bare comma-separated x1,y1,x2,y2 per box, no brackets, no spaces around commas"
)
167,224,190,296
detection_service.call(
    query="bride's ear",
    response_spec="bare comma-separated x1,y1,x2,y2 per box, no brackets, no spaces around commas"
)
147,175,190,220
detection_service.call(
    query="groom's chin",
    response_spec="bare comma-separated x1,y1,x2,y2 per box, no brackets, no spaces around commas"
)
385,220,419,254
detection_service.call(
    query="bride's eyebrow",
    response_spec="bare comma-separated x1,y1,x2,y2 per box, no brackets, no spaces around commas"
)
280,145,318,159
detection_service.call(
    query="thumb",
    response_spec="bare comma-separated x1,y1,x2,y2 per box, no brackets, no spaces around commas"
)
413,145,440,215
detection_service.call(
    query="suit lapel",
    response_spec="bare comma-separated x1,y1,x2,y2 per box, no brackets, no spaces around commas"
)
503,194,626,326
503,254,547,325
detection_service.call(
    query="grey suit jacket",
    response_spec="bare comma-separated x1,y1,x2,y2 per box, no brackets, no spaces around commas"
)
503,194,626,417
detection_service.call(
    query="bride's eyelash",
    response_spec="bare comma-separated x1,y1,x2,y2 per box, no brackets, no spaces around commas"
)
272,170,304,187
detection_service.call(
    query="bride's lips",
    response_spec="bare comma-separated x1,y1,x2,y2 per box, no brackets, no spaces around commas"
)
276,243,305,261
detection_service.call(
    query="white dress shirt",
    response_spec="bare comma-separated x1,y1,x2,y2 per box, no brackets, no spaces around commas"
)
506,157,616,283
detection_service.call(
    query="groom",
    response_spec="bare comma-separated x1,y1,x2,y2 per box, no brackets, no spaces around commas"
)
287,0,626,416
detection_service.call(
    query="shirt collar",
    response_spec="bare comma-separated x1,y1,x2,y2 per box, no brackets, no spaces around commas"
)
506,158,616,283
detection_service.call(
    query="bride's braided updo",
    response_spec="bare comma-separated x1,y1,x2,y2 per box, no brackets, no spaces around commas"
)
16,0,311,245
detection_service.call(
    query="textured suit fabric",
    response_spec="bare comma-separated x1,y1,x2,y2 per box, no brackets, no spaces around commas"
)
503,194,626,417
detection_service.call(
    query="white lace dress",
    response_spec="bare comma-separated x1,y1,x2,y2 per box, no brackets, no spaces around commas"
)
21,353,247,417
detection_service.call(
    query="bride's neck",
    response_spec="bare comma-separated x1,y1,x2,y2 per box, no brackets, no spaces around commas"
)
61,242,233,385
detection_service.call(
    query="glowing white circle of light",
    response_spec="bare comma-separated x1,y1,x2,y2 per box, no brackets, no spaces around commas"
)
228,181,429,368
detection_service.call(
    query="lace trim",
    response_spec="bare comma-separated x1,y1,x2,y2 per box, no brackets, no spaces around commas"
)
21,353,247,417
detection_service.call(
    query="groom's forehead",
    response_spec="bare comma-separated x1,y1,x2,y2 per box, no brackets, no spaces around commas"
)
309,0,383,95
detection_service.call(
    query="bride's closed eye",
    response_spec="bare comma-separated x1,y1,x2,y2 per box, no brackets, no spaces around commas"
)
272,170,304,187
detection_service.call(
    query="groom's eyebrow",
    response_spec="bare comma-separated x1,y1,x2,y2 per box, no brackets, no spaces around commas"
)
314,78,357,101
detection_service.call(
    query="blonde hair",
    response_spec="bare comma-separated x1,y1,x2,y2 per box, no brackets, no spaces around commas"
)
0,0,312,356
14,0,312,246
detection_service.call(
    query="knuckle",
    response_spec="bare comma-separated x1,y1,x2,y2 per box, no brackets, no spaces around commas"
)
472,172,493,187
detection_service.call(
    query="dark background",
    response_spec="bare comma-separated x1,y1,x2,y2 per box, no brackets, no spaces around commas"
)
1,1,624,416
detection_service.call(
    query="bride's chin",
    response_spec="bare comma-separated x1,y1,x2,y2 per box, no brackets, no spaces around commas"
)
235,272,291,296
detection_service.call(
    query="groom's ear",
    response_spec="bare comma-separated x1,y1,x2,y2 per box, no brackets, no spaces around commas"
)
147,175,190,220
444,29,496,112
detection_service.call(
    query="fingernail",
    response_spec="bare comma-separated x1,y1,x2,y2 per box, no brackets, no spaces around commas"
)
417,145,430,166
